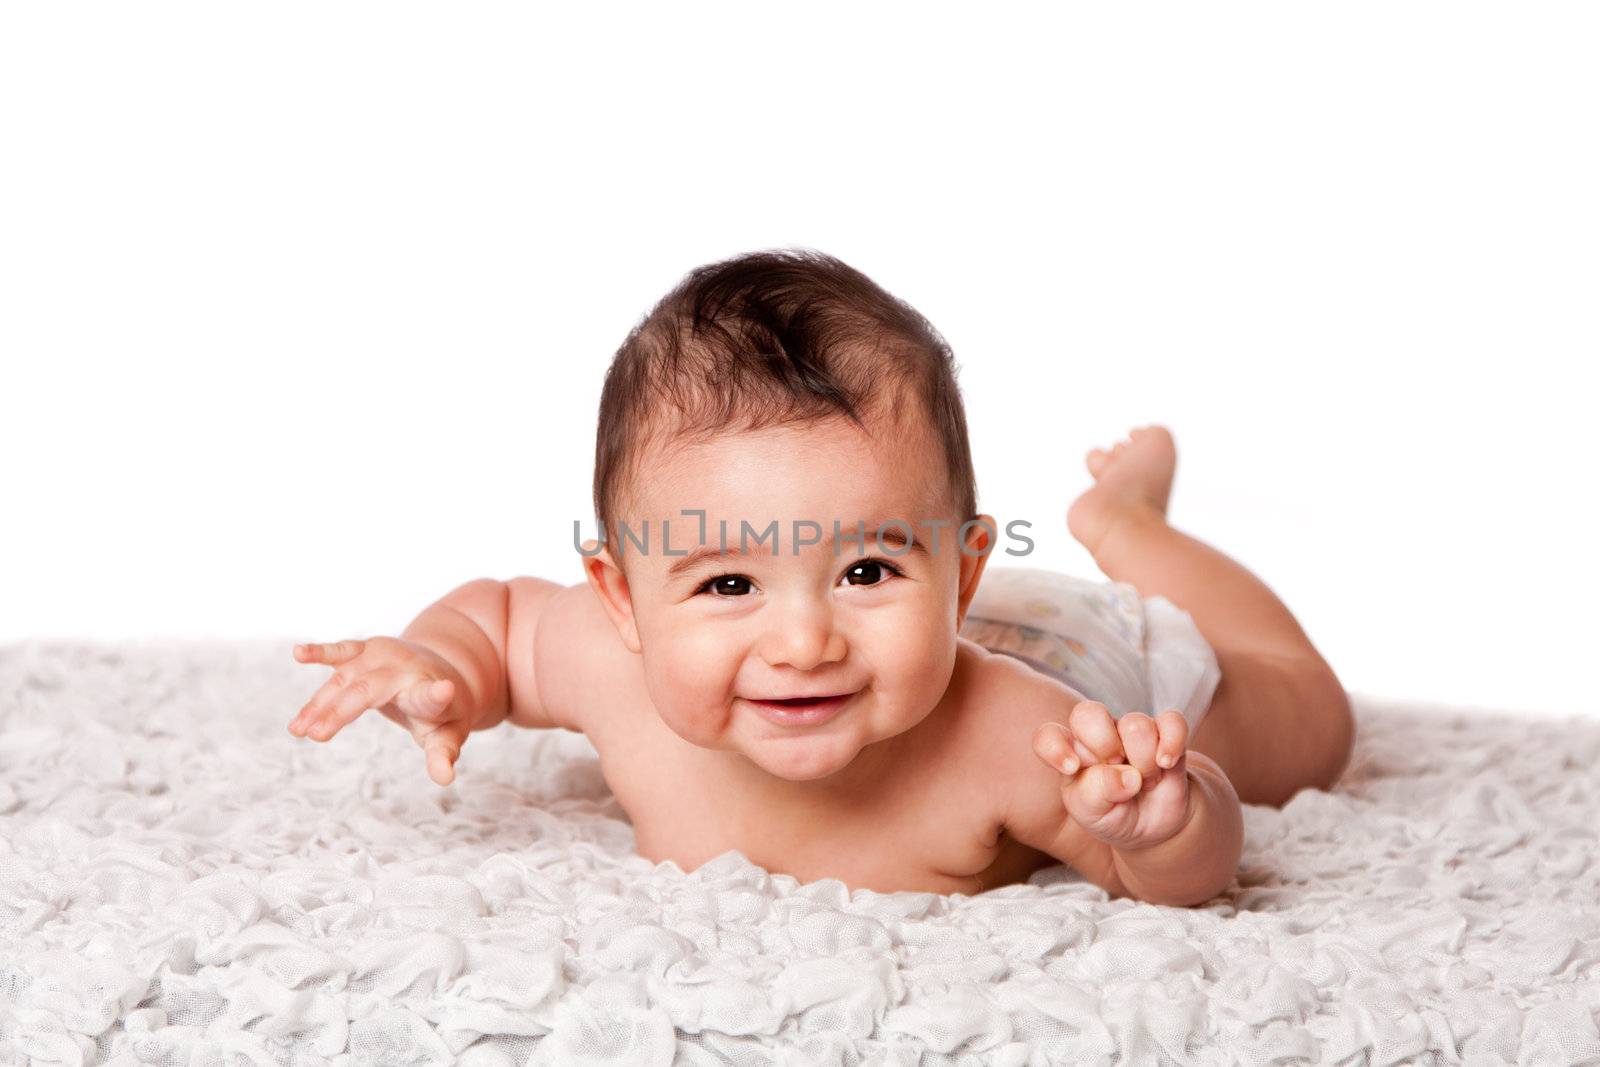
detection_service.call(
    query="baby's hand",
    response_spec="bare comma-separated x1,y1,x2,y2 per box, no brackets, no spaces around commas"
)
289,637,474,786
1031,700,1193,852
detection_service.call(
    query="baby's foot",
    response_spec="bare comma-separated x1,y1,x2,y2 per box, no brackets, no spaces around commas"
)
1067,425,1177,560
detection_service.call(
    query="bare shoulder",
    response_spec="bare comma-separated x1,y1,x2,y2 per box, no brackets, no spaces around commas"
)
529,580,646,735
935,642,1062,831
951,640,1113,884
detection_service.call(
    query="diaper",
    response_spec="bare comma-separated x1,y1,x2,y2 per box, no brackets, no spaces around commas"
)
959,565,1222,735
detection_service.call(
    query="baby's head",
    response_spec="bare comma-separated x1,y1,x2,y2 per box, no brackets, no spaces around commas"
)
584,249,996,791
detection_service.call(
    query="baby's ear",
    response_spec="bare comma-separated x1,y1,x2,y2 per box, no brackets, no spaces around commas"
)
954,514,997,628
584,549,643,654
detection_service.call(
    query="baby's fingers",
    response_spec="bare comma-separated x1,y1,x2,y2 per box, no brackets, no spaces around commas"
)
1068,700,1125,764
1065,762,1144,823
1033,721,1082,775
392,677,456,723
293,640,365,666
301,669,403,740
419,722,468,786
1155,710,1188,769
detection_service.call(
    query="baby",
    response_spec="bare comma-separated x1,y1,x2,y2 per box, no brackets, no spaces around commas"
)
287,249,1355,906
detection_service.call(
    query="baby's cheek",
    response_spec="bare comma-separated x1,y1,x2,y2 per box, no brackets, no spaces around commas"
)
878,610,958,697
651,634,740,737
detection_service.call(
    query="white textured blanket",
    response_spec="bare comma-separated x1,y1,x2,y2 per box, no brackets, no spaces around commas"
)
2,641,1598,1066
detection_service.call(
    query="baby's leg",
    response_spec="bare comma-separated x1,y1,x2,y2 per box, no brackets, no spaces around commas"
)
1066,426,1354,808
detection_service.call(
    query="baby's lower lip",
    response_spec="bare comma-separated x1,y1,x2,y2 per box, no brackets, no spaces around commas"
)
747,692,856,726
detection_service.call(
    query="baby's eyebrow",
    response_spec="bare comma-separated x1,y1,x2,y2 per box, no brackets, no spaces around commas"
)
666,525,927,578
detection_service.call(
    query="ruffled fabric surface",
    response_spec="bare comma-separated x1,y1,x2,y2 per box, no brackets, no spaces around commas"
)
2,640,1598,1066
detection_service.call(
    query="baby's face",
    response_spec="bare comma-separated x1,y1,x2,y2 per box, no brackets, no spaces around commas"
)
586,414,992,789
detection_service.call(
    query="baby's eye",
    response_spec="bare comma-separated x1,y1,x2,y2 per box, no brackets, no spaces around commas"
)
698,574,754,597
841,559,903,587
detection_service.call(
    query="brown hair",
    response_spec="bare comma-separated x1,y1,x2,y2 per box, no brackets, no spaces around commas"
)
592,248,978,554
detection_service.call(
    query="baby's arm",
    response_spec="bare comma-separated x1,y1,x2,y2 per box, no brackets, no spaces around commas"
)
408,577,589,733
292,577,604,784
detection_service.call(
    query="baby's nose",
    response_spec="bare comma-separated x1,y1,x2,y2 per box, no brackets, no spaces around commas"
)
760,603,847,671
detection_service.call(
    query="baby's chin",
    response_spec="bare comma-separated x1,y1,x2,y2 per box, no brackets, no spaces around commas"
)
737,732,873,783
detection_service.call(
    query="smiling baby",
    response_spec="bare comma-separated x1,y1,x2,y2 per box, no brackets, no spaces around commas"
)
288,249,1355,906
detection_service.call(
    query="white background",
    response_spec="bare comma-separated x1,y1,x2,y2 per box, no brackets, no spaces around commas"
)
3,3,1596,718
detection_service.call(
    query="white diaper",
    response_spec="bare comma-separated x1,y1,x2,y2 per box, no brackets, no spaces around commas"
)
959,565,1222,735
